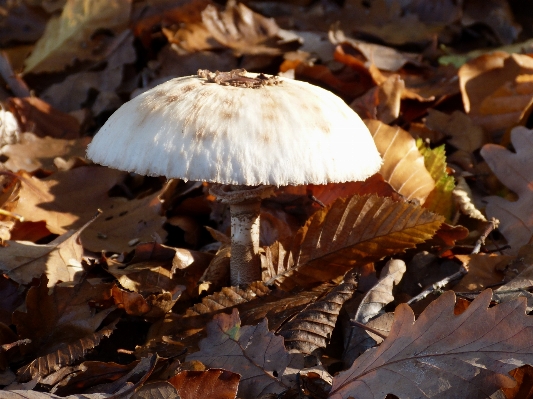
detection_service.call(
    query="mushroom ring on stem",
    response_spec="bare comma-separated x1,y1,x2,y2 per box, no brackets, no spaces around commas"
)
86,68,382,286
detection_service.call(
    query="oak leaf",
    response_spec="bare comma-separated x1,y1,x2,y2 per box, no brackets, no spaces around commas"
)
481,126,533,253
330,289,533,399
187,308,304,398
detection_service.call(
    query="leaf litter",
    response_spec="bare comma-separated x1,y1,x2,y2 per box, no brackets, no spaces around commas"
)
3,0,533,398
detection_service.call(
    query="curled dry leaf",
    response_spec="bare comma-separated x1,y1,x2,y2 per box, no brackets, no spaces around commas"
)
351,74,404,123
81,190,168,253
330,289,533,399
12,275,115,357
278,273,358,355
168,369,240,399
201,1,283,56
17,320,118,382
344,259,406,365
266,194,444,291
131,381,179,399
0,133,89,173
186,282,270,317
366,119,435,204
24,0,131,73
424,109,487,153
452,176,487,221
459,53,533,135
481,126,533,253
187,308,304,398
14,166,126,235
0,214,93,286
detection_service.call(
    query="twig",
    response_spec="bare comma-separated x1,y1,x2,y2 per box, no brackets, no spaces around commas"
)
471,217,500,255
0,51,30,97
350,319,388,340
407,266,468,305
1,338,31,351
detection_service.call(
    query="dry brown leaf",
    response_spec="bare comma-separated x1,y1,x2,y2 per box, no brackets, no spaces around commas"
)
351,74,404,123
329,29,420,72
452,176,487,221
424,109,488,153
330,289,533,398
24,0,131,73
17,320,117,382
7,97,81,140
343,259,405,365
366,119,435,204
168,369,240,399
459,53,533,135
81,190,167,253
131,381,179,399
201,1,284,56
187,308,304,398
52,361,143,397
12,275,115,357
453,254,510,292
14,166,126,235
278,273,357,355
341,0,461,45
186,282,270,317
266,194,443,291
481,126,533,253
0,216,91,286
1,133,89,173
111,285,181,319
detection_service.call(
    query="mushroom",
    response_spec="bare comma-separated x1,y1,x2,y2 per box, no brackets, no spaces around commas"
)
87,69,382,286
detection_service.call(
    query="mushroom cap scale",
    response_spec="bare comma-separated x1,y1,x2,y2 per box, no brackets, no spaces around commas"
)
87,72,382,186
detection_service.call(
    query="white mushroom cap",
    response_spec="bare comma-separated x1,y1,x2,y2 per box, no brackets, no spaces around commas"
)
87,70,382,186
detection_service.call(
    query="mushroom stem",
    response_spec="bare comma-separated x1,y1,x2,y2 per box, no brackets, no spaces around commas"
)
229,199,262,285
210,184,274,286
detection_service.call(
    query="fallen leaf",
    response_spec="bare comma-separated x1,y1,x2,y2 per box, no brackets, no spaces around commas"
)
459,53,533,135
201,1,290,56
330,289,533,398
343,259,405,365
481,126,533,253
452,254,509,292
132,381,180,399
14,166,126,235
417,139,456,220
168,369,240,399
7,97,81,139
24,0,131,73
12,275,115,357
17,320,117,382
424,109,487,153
0,216,92,286
278,273,357,355
80,190,167,254
366,119,435,204
266,194,443,291
187,308,304,398
1,133,89,173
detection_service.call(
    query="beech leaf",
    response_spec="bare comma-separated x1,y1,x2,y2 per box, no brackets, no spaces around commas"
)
278,273,358,355
366,119,435,204
168,369,240,399
268,194,444,291
330,289,533,399
187,308,304,397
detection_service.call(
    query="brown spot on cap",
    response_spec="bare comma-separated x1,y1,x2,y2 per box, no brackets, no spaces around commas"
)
181,84,196,93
